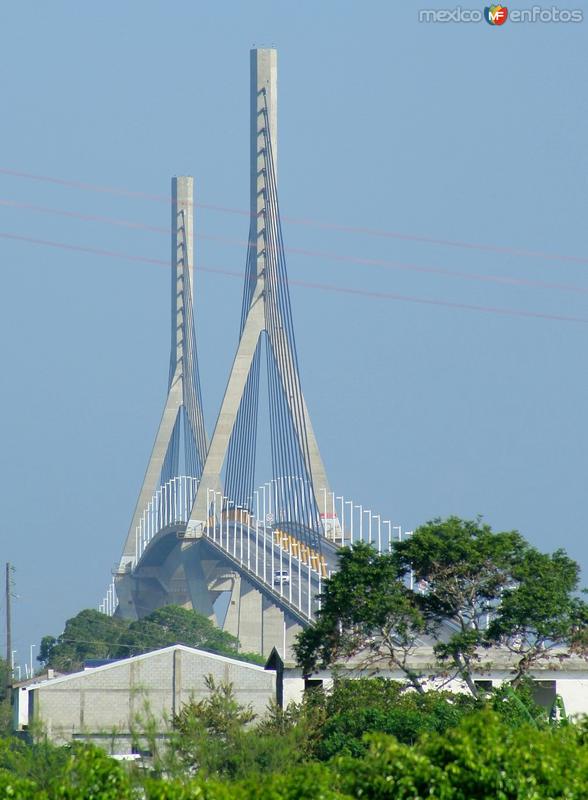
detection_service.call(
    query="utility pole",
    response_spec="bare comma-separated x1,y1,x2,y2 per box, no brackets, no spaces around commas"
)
5,563,12,692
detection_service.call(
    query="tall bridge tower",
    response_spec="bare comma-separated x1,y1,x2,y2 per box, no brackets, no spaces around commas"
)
112,49,340,657
186,48,332,536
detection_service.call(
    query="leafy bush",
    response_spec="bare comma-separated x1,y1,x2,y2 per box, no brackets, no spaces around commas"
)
51,743,133,800
309,678,478,759
0,767,43,800
337,712,588,799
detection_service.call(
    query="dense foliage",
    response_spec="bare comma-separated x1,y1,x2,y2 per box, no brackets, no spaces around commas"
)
39,605,264,673
10,517,586,796
0,658,11,735
295,517,588,697
0,679,585,799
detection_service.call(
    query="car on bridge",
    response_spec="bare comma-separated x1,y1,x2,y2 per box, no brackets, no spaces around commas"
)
273,570,290,586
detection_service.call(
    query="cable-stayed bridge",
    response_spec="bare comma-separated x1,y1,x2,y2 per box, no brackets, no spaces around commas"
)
102,49,407,659
102,473,410,653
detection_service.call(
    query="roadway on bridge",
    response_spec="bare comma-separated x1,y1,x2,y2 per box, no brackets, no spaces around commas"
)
205,521,341,619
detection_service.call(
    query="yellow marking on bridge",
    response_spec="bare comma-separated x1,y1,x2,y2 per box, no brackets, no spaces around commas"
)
273,530,328,577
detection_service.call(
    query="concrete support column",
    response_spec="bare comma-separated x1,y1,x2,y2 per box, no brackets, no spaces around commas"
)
223,572,241,638
237,581,264,655
284,616,303,664
114,574,139,621
180,541,216,621
261,598,284,658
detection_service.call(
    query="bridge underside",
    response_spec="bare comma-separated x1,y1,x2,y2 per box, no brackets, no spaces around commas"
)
115,533,304,660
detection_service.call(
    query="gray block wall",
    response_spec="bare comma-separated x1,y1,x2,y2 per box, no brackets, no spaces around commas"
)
28,646,276,751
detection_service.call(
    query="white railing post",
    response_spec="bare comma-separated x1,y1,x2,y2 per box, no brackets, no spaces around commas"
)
336,496,344,545
237,505,243,564
330,492,336,542
271,503,275,588
254,490,259,576
374,514,382,553
288,540,293,604
346,500,353,544
405,531,414,589
318,571,322,612
262,485,267,584
224,497,229,551
384,520,392,552
321,488,327,536
291,476,298,525
298,553,302,610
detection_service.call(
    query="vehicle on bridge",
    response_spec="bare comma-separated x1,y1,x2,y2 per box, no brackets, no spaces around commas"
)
273,570,290,586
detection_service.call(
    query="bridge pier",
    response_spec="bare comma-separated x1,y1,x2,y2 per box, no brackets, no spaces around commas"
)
262,598,285,659
181,541,216,621
113,572,139,621
285,617,302,660
223,573,264,655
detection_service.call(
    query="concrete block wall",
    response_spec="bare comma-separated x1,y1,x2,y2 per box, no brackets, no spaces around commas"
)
25,646,276,748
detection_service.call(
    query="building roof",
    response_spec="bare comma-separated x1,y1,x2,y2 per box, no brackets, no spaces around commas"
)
18,644,272,692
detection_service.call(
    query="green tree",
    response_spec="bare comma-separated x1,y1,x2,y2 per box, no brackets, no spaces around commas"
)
116,606,240,658
40,606,264,674
38,609,129,672
394,516,530,698
294,543,427,692
170,675,255,777
167,680,321,781
296,517,587,699
488,548,588,682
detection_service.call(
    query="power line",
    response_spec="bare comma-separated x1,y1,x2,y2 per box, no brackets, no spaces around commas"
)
1,230,588,325
1,166,587,267
3,197,588,295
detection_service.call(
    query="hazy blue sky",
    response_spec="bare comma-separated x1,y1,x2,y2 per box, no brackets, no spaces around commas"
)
1,2,587,669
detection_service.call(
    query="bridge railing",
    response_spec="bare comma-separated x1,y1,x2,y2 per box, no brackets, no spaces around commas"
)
203,488,325,620
99,578,118,617
318,489,414,586
134,475,199,565
101,475,199,616
101,475,412,618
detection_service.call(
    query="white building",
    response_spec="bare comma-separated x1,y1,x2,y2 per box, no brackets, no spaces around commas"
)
13,645,278,753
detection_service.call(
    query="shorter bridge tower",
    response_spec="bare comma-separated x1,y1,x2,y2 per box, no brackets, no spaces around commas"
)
114,176,208,619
